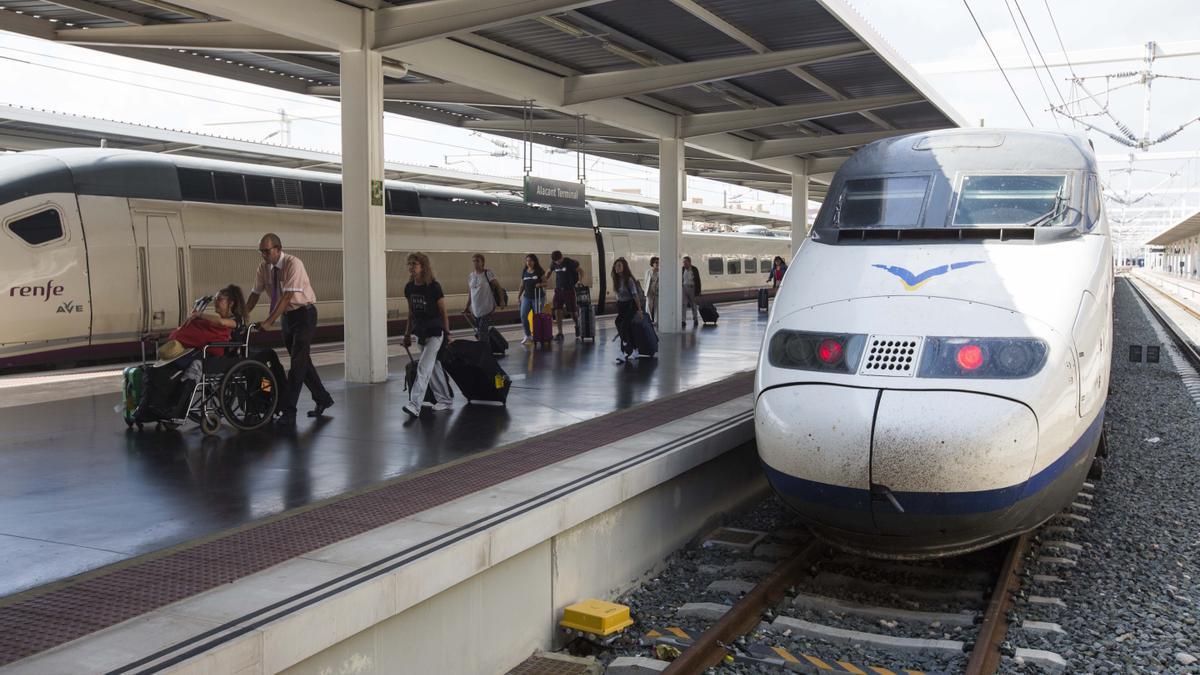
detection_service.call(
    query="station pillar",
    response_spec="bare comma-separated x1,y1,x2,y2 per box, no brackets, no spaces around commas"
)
340,39,388,383
658,136,684,334
790,170,809,260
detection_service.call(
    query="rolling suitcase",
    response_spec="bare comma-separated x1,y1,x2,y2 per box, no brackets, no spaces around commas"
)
757,288,770,312
532,288,554,345
442,340,511,405
699,302,719,325
576,301,596,341
121,365,145,428
464,311,508,356
632,313,658,357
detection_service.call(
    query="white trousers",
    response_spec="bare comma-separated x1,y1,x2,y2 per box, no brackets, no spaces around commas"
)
411,334,453,406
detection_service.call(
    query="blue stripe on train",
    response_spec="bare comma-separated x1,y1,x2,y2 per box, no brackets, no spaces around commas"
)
763,408,1103,515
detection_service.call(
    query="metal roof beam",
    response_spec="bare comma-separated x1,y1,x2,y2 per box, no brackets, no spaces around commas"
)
750,129,925,160
562,42,868,105
309,83,522,106
680,93,922,138
55,21,331,52
0,11,58,40
374,0,611,50
806,156,848,174
126,0,212,20
168,0,360,51
462,118,648,139
45,0,156,25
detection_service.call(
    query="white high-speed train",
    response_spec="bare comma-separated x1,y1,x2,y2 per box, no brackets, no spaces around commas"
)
755,129,1111,558
0,148,786,370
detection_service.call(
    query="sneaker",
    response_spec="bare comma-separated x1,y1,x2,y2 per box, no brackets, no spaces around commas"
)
630,349,640,360
521,336,530,345
554,333,564,342
615,354,627,364
402,401,420,418
432,401,453,412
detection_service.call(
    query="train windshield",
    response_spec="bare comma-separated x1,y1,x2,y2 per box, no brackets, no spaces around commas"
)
835,176,929,228
952,174,1066,226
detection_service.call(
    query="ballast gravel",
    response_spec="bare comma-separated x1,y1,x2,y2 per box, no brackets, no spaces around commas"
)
1002,279,1200,673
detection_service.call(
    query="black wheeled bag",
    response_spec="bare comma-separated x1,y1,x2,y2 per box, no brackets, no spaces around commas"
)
486,327,508,356
576,302,596,341
757,288,770,312
442,339,511,405
699,303,719,325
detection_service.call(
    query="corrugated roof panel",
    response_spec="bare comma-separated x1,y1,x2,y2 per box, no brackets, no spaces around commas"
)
803,54,913,98
646,89,744,115
805,113,882,135
874,102,952,129
725,71,835,106
574,0,754,61
695,0,860,51
475,19,630,73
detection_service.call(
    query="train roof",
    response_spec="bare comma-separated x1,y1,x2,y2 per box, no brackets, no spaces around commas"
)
0,148,654,220
839,129,1098,177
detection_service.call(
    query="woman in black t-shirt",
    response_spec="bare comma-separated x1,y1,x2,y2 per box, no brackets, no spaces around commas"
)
402,252,453,418
517,253,545,345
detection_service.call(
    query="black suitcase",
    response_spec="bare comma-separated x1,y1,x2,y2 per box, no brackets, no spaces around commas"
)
699,303,719,325
632,313,658,357
486,326,508,356
757,288,770,312
576,302,596,341
442,340,511,405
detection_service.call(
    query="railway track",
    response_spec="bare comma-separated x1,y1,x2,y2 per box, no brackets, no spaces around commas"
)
616,494,1099,674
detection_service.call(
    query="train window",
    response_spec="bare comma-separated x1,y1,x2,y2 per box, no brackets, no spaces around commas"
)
837,176,929,228
952,174,1066,226
727,259,741,275
387,189,421,215
743,258,756,273
1086,174,1101,227
638,213,659,230
617,211,640,230
595,210,622,229
271,178,303,207
761,258,772,273
178,168,216,202
322,183,342,211
244,175,274,206
300,181,324,209
7,209,63,246
213,172,247,204
708,257,724,275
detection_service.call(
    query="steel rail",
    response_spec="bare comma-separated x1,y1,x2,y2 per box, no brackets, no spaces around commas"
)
964,533,1031,675
1126,275,1200,371
661,538,826,674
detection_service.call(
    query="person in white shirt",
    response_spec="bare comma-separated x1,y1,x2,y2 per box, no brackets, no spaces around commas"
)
464,253,501,340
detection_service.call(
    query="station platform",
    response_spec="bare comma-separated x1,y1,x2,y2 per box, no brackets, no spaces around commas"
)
0,303,770,672
1130,268,1200,344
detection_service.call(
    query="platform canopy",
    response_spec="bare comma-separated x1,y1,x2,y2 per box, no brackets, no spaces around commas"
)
0,0,964,198
1147,211,1200,247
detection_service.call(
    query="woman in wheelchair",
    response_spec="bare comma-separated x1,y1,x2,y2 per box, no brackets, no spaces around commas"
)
133,285,286,434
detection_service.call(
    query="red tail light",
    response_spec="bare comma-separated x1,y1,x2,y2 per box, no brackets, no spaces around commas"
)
955,344,984,371
817,338,844,365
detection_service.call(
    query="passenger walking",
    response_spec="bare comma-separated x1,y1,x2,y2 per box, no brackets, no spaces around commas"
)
546,250,581,342
612,257,644,364
681,256,702,328
517,254,545,345
402,252,453,418
245,233,333,426
767,256,788,291
643,256,660,326
465,253,501,340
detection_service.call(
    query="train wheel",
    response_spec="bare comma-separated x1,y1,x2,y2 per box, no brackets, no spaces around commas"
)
200,412,221,435
220,360,278,431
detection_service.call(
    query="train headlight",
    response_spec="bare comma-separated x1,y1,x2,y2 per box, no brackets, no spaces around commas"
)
768,331,865,374
918,337,1048,379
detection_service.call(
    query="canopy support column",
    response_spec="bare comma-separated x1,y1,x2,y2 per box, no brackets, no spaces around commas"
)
658,136,684,334
791,170,809,257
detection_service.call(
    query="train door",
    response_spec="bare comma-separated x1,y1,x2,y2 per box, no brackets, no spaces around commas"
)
0,196,91,351
130,210,186,333
1072,290,1105,419
611,233,631,264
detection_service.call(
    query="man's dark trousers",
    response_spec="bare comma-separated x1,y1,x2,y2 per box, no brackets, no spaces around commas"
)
280,305,332,414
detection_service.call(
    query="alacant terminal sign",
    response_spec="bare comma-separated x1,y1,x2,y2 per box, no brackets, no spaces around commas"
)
524,176,585,208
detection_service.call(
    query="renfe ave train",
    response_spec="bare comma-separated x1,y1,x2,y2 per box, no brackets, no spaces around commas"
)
0,148,786,370
756,129,1111,558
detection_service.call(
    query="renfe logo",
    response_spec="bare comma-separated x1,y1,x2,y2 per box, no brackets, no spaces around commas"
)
9,279,65,301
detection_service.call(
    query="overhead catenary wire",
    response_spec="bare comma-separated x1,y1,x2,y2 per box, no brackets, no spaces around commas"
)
1013,0,1071,118
1002,0,1059,127
961,0,1034,126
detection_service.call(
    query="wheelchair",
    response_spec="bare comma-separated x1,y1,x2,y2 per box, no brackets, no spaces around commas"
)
127,308,279,436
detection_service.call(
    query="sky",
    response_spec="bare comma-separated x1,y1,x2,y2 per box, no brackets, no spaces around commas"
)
1,0,1199,241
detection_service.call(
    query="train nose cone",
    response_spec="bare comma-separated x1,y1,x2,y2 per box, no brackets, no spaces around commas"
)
868,390,1039,539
